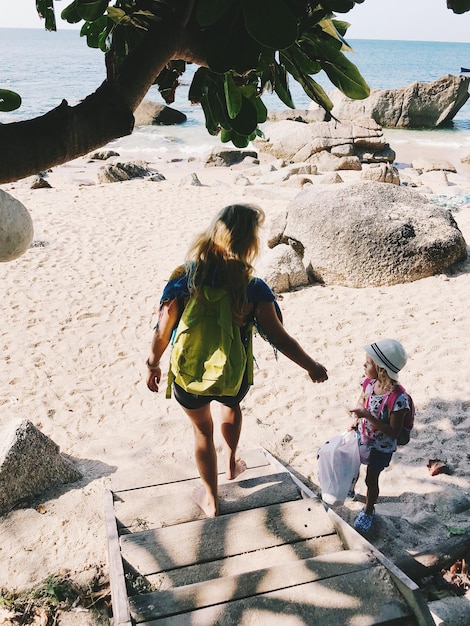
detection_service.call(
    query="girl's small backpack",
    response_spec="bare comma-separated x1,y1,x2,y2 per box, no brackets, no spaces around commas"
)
362,378,415,446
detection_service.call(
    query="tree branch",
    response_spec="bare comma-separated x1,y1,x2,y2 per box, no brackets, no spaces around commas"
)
0,1,207,183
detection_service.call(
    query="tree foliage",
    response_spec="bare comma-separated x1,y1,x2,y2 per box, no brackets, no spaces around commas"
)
1,0,470,182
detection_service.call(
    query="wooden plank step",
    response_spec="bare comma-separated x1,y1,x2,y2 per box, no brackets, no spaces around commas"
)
114,470,301,532
136,563,414,626
111,449,270,493
130,549,376,622
120,498,335,576
145,533,345,590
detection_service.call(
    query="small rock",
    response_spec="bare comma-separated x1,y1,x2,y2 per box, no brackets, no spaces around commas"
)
30,176,52,189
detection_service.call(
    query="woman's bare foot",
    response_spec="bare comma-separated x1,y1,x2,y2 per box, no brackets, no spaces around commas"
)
192,485,218,518
226,458,247,480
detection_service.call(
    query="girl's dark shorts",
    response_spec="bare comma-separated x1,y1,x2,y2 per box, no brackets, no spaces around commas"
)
173,372,250,410
367,448,393,472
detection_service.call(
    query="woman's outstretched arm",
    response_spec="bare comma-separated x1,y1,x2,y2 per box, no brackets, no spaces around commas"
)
254,301,328,383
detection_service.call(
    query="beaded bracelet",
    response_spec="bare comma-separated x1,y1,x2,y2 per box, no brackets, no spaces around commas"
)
146,358,160,371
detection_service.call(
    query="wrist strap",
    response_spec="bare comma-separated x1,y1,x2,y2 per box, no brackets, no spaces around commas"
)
146,358,160,371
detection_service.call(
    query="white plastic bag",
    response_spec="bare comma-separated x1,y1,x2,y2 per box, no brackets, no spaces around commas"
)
317,430,361,505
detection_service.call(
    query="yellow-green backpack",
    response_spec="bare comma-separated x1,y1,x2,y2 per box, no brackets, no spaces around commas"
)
166,285,253,398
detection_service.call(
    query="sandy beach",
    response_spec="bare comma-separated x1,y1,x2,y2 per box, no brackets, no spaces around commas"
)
1,139,470,620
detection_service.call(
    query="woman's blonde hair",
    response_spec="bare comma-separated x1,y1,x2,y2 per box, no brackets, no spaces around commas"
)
186,203,265,321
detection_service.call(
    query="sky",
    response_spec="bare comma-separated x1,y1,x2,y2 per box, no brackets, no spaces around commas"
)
1,0,470,42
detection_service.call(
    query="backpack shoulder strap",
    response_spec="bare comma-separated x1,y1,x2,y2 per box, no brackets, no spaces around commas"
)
386,384,406,412
361,378,374,409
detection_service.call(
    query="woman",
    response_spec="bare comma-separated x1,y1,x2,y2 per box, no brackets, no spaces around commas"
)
146,203,328,517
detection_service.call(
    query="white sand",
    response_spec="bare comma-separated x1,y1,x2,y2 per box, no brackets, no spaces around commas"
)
1,142,470,602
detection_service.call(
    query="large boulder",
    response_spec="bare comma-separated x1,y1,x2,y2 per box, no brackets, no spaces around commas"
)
308,74,470,129
254,118,395,170
0,419,82,515
266,182,467,288
134,100,187,126
0,190,34,262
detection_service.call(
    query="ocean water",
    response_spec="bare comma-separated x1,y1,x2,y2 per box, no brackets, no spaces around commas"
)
2,28,470,157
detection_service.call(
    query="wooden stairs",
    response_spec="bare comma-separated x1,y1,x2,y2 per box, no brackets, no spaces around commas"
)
105,448,435,626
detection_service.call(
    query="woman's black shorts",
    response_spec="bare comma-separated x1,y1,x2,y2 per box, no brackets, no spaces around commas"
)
173,372,250,410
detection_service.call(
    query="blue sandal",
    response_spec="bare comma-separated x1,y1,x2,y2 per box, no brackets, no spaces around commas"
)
354,507,375,532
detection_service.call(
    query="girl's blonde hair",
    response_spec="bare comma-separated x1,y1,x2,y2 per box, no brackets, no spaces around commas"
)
375,365,396,391
186,203,265,321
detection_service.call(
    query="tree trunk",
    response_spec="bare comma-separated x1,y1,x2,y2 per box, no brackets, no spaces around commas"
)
0,0,205,184
0,84,134,184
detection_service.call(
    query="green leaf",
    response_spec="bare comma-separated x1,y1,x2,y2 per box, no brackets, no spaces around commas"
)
446,527,467,537
0,89,22,112
188,67,208,103
228,96,258,135
288,45,322,75
297,73,333,111
61,1,82,24
302,36,370,99
319,18,353,52
229,130,250,148
221,128,232,143
76,0,109,22
154,63,186,104
322,58,370,99
201,97,220,135
332,19,350,38
241,0,298,49
321,0,358,13
196,0,235,26
239,83,258,100
253,96,268,123
448,0,470,13
80,16,108,49
273,62,295,108
205,7,262,74
36,0,57,30
211,90,232,130
224,73,242,119
106,6,126,24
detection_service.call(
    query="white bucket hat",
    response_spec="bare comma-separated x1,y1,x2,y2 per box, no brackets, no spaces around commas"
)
364,339,408,380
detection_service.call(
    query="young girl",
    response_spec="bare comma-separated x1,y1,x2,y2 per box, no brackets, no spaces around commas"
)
349,339,409,533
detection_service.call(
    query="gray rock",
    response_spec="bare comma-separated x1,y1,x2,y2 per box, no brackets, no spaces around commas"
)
180,173,202,186
283,176,314,188
234,173,251,186
97,160,150,183
319,172,344,184
254,119,394,170
134,100,187,126
267,109,327,123
441,493,470,514
204,148,258,167
88,150,120,160
411,157,457,173
270,182,467,287
30,176,52,189
308,74,470,128
0,419,82,515
257,244,310,293
360,163,400,185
